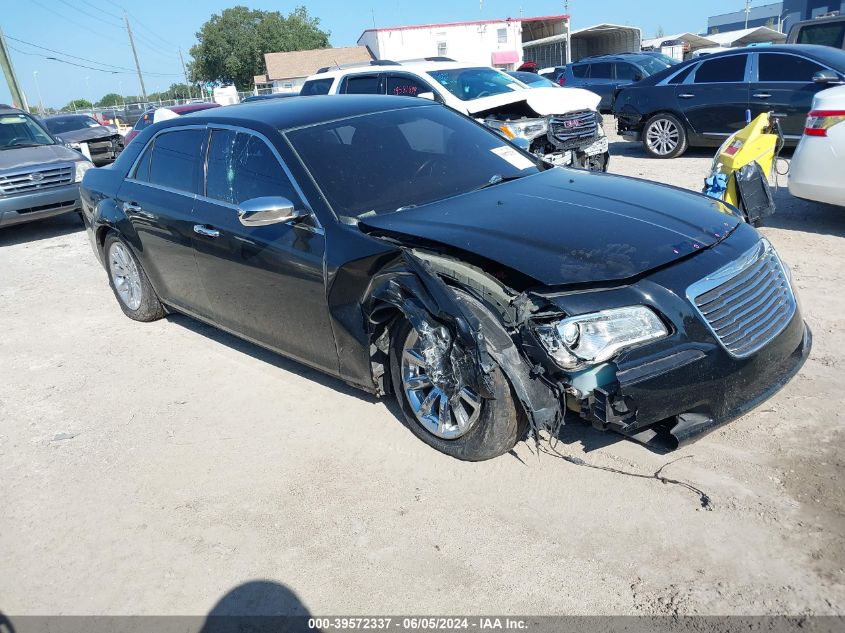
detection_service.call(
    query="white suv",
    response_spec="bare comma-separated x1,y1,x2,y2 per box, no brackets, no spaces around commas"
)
301,59,609,171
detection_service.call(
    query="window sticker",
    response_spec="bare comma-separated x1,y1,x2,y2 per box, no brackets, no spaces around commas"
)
490,146,535,170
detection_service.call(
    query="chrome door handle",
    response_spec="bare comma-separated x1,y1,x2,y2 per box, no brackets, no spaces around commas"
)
193,224,220,238
753,92,772,99
122,201,141,213
678,93,695,99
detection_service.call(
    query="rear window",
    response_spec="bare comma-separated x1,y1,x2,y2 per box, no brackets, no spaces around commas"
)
134,111,156,131
795,21,845,48
590,63,613,79
694,55,747,83
300,79,333,96
148,129,204,193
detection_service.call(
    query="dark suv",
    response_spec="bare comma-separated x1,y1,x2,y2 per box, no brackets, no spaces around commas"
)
613,45,845,158
556,54,674,110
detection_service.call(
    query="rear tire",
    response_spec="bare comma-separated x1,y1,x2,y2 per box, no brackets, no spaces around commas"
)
104,233,165,322
642,112,688,159
389,317,521,461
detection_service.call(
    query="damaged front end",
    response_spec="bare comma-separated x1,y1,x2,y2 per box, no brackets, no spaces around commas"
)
363,249,563,441
474,98,609,172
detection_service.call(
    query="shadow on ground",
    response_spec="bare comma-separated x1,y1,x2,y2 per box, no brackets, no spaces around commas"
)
767,188,845,238
199,580,315,632
0,213,85,247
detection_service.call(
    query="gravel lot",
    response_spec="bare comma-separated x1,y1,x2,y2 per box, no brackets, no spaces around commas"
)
1,123,843,618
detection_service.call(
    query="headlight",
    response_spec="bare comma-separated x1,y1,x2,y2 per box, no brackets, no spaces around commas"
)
74,160,94,182
533,306,668,370
486,117,549,141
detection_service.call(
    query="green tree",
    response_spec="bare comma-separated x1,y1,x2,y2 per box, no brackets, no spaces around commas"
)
64,99,92,110
96,93,124,107
188,5,330,90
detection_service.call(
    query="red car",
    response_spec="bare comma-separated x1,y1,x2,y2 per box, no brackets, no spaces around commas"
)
124,102,221,145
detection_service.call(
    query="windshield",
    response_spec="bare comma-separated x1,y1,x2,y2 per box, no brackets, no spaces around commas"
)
636,56,673,74
426,67,524,101
508,71,558,88
286,105,541,219
44,116,100,135
0,113,55,149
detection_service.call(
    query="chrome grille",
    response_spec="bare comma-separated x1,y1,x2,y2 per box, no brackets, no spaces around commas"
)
688,239,796,358
549,110,598,149
0,164,74,195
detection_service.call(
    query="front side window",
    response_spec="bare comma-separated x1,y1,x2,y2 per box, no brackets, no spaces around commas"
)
758,53,824,82
614,63,640,81
426,67,522,101
0,113,55,149
286,105,540,219
343,74,382,95
694,55,747,83
205,129,300,206
148,128,204,193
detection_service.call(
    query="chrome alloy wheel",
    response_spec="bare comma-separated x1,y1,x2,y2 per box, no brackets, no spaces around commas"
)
400,329,483,440
646,118,680,156
108,241,142,311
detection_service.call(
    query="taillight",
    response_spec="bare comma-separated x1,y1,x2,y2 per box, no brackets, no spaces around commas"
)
557,76,566,85
804,110,845,137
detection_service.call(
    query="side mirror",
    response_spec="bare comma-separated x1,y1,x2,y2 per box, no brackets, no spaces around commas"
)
417,91,436,101
237,196,306,227
813,70,842,84
633,73,644,82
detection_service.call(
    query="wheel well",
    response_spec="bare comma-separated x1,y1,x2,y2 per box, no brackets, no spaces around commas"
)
644,110,687,131
96,226,115,253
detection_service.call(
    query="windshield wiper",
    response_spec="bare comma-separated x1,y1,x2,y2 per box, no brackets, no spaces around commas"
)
470,173,527,193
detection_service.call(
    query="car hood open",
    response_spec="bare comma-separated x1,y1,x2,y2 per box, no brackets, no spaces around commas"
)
464,86,601,117
359,169,741,287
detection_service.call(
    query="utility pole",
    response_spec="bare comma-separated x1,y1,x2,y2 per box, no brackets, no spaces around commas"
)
745,0,752,29
33,70,44,115
124,12,147,102
0,27,28,111
178,48,192,101
564,1,572,65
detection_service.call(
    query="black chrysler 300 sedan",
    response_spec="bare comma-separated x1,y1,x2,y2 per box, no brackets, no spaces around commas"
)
80,96,811,461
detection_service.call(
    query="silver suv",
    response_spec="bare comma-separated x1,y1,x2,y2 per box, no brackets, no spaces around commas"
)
0,105,93,228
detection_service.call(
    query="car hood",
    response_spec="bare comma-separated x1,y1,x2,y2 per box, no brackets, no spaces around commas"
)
57,127,114,143
0,143,84,171
359,169,741,287
464,86,601,116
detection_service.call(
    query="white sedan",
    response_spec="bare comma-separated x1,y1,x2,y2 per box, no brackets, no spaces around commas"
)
789,85,845,207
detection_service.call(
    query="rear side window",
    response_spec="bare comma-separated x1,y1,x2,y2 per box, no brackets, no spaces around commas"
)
572,64,589,78
694,55,747,83
300,79,333,96
796,22,845,48
590,63,614,79
133,143,153,181
758,53,824,82
205,129,301,206
614,63,639,81
343,74,382,95
148,129,204,193
386,74,431,97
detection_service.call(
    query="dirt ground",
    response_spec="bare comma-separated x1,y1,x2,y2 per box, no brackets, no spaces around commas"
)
1,122,843,618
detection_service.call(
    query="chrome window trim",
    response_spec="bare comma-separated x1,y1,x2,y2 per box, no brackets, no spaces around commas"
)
125,122,324,234
204,123,324,233
751,51,839,83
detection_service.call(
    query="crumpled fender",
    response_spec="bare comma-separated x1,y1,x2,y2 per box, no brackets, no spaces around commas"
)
363,249,562,436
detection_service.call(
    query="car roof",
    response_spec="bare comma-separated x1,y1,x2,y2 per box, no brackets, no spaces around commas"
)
307,60,497,81
574,53,655,63
161,94,433,132
636,44,845,85
168,103,220,114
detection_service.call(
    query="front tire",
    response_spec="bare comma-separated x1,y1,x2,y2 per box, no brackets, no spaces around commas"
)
389,317,521,461
643,112,688,159
104,233,165,322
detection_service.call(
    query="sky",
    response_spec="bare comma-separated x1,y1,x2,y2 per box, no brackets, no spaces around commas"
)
2,0,758,109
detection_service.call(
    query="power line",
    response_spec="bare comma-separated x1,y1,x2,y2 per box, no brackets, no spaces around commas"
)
5,35,182,77
77,0,124,22
56,0,124,28
30,0,127,47
9,45,121,74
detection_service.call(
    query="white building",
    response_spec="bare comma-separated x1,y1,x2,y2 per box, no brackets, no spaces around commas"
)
357,15,571,70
